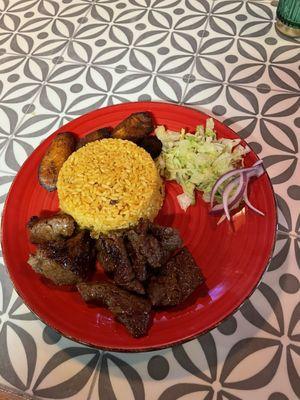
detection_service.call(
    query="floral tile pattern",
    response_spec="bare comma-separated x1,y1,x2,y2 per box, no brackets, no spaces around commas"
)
0,0,299,399
18,61,187,125
62,0,212,76
194,0,300,93
0,56,54,118
0,0,92,57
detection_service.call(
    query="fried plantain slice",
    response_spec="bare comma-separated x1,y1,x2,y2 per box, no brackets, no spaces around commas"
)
112,112,154,142
76,127,112,150
39,132,76,191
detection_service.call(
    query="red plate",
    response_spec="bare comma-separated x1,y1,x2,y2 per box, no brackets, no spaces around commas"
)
1,102,277,351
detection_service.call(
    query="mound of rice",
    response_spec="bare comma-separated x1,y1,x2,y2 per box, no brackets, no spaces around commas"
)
57,138,164,237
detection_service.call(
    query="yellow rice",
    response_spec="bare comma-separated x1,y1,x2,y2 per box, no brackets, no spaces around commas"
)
57,138,164,237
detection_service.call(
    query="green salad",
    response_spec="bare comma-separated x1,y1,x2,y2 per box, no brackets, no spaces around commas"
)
155,118,250,211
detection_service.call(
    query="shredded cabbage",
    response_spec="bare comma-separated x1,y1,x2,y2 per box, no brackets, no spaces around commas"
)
155,118,250,211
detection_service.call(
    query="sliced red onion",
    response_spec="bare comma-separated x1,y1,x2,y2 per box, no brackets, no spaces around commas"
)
222,174,248,220
253,160,263,167
209,160,265,221
244,163,265,180
223,180,238,221
209,160,263,207
217,198,241,225
243,190,265,216
210,177,239,215
210,173,248,215
217,214,226,225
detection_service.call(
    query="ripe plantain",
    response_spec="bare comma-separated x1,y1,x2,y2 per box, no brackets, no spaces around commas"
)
112,112,154,142
76,127,111,150
39,132,76,191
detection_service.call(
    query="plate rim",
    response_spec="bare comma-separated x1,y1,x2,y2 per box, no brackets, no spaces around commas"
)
1,101,278,352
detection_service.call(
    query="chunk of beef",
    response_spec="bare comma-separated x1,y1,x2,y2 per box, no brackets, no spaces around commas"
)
124,234,147,282
132,219,182,259
77,282,152,338
149,224,182,252
96,235,145,295
96,235,126,274
143,235,167,268
126,230,165,270
147,247,204,307
96,221,185,295
27,213,75,244
125,220,177,273
28,251,81,285
132,219,151,235
28,231,96,285
119,279,145,295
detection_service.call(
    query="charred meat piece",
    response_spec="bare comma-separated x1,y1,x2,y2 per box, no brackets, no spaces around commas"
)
112,112,154,142
76,127,111,150
96,235,126,274
147,247,204,307
126,230,165,270
27,213,75,244
28,250,82,286
39,132,76,191
119,279,145,295
125,219,182,270
77,282,152,338
132,219,182,253
96,234,133,280
138,136,162,159
133,218,151,235
125,231,148,281
96,220,184,295
149,224,182,253
96,235,145,295
28,231,96,285
143,235,166,269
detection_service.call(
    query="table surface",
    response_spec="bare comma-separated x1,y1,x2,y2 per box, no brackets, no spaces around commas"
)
0,0,299,399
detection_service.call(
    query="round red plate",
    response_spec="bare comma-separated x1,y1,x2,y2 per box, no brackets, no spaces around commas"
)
1,102,277,351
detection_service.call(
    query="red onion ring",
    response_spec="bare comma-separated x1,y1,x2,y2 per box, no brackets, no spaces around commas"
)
210,174,247,215
209,160,263,208
243,190,265,216
209,160,265,221
222,174,248,220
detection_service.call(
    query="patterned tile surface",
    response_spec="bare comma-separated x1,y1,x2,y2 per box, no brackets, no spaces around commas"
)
0,0,299,399
194,0,300,92
62,0,212,76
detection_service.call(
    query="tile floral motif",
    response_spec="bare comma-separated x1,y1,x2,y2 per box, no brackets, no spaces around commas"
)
63,0,212,76
32,347,101,398
0,57,57,170
2,62,186,147
0,0,92,57
0,265,37,392
0,169,14,214
195,0,300,92
168,279,300,400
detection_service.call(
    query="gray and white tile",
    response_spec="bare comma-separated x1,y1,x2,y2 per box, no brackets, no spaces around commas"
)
194,0,300,92
62,0,212,76
0,0,92,59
